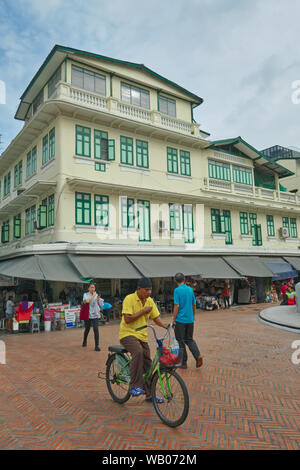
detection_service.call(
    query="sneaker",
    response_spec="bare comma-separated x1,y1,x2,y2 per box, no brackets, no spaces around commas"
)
129,387,145,397
145,396,165,403
196,356,203,368
82,342,87,347
95,346,101,351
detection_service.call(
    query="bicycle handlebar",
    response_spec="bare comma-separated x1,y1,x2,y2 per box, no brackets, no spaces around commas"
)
135,323,173,342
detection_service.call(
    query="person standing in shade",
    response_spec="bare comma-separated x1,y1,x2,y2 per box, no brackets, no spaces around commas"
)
172,272,203,369
82,282,101,351
5,296,15,331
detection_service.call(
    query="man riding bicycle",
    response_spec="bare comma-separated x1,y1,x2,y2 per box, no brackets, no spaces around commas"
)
119,277,168,401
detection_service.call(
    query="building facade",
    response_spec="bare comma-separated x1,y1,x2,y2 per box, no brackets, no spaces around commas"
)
0,45,300,293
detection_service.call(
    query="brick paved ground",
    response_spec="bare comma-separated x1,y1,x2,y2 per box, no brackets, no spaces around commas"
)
0,304,299,450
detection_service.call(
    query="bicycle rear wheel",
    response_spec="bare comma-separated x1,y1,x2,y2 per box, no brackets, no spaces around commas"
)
151,368,189,427
106,353,131,404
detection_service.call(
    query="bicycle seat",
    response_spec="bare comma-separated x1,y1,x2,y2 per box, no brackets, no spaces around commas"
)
108,345,128,354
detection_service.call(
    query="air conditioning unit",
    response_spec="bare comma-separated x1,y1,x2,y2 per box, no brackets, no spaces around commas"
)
156,220,167,232
279,227,289,238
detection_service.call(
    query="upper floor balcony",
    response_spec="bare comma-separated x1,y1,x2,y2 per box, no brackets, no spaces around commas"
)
25,81,208,140
203,177,300,206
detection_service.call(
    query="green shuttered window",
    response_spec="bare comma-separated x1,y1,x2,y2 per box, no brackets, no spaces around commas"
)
208,160,230,181
240,212,249,235
95,195,109,227
121,197,135,228
290,218,298,238
180,150,191,176
1,221,9,243
232,165,253,185
14,162,22,188
75,193,91,225
76,125,91,157
136,140,149,168
13,215,21,239
120,136,133,165
266,215,275,237
167,147,178,174
169,203,181,232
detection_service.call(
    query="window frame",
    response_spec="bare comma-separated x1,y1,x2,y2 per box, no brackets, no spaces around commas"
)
94,194,109,227
75,192,91,226
167,147,178,174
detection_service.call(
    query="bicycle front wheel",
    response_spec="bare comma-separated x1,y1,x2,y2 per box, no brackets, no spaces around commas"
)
106,353,131,404
151,368,189,427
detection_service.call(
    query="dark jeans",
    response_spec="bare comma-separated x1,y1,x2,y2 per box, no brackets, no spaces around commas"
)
83,319,99,346
120,335,152,395
174,322,201,366
224,296,230,308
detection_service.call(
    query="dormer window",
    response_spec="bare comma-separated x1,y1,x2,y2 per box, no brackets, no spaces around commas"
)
121,82,150,109
158,95,176,117
71,65,106,96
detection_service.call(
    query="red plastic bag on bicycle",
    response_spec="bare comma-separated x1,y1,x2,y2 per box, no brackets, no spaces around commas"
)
159,346,180,366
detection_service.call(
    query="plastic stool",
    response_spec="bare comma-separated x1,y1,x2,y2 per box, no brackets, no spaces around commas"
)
30,316,40,333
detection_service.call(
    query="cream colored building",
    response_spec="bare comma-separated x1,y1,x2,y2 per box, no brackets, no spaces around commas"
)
0,45,300,289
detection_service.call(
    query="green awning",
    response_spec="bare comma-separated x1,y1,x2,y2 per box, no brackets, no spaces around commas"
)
68,254,142,279
223,256,274,277
283,257,300,271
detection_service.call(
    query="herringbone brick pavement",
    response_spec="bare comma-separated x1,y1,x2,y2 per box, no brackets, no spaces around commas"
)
0,304,299,450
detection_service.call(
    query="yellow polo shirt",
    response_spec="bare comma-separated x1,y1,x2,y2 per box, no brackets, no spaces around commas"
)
119,291,160,342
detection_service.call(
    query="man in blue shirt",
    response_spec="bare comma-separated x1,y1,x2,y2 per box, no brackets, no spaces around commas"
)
172,273,202,369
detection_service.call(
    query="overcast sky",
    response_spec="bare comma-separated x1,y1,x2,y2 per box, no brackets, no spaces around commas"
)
0,0,299,153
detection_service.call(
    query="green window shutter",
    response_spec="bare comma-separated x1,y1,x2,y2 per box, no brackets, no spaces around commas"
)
256,224,262,246
95,162,106,172
48,195,55,226
75,192,91,225
30,206,36,233
31,147,37,174
76,125,91,157
282,217,290,237
240,212,249,235
108,139,115,161
266,215,275,237
208,160,230,181
249,213,257,234
120,136,133,165
136,140,149,168
180,151,191,176
25,209,31,235
211,209,220,233
14,165,18,189
94,130,109,160
121,197,135,228
13,215,21,239
137,200,151,241
223,210,232,245
169,203,181,231
167,147,178,174
233,166,253,185
121,197,128,228
182,204,194,243
220,214,226,234
1,221,9,243
49,128,55,159
94,195,109,227
42,135,49,164
290,218,298,238
26,151,31,178
38,204,47,229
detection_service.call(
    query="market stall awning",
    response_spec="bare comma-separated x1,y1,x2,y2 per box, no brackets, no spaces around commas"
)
283,257,300,272
260,257,298,281
0,254,85,283
68,254,142,279
222,256,274,278
187,257,242,279
127,256,200,278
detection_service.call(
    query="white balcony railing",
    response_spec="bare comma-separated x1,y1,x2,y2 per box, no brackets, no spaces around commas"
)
204,178,299,205
50,82,201,137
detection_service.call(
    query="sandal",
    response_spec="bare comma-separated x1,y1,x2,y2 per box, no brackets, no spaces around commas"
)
129,387,145,397
145,396,165,403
